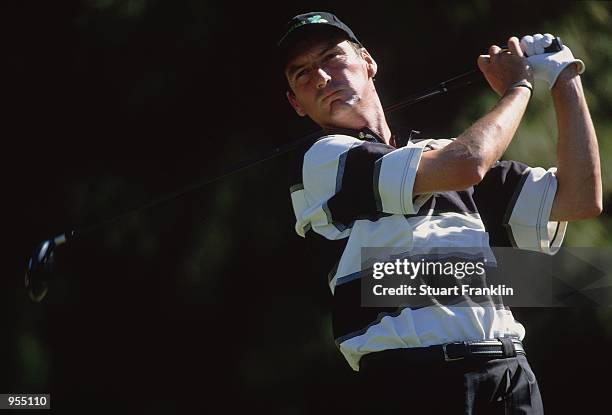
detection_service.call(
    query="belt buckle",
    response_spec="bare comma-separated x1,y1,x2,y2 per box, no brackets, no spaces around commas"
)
442,342,465,362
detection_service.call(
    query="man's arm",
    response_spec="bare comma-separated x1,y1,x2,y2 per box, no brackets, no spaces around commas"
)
413,37,533,195
549,65,602,221
414,87,530,194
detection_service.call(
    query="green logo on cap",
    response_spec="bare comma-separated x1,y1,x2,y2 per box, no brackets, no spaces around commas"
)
278,15,330,46
290,15,329,32
307,15,328,24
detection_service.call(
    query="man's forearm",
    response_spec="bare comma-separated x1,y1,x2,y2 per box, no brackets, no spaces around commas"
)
457,86,531,178
549,67,602,221
414,87,530,194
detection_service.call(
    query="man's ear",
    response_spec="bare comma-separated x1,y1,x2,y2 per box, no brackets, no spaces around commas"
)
361,48,377,79
286,90,307,117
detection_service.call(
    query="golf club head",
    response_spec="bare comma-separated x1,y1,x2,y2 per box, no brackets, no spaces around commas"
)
25,239,56,302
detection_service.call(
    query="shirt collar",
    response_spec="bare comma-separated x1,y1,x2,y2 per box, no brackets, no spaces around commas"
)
322,126,420,148
392,127,422,148
323,126,386,144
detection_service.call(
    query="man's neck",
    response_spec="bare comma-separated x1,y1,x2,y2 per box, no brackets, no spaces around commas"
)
336,96,393,145
357,87,393,145
365,118,392,146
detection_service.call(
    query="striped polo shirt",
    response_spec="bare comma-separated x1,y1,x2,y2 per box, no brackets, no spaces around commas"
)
289,127,566,371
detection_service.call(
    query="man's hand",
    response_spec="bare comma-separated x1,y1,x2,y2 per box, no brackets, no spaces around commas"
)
414,37,534,194
477,37,534,96
520,33,585,90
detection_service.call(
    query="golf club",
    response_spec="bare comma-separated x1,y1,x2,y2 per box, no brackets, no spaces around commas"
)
24,38,563,302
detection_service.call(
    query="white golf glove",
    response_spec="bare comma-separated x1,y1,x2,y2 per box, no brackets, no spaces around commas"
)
520,33,585,90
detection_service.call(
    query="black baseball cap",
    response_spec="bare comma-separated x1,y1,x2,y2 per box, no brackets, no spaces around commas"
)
278,12,361,68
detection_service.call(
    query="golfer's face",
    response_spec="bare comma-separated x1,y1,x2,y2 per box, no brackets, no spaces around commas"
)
285,39,372,128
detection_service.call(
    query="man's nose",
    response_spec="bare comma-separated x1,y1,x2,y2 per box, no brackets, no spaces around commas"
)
315,67,331,89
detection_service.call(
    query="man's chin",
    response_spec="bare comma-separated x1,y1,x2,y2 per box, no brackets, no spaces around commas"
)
328,99,354,117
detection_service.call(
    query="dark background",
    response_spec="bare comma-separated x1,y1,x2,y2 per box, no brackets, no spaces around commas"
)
3,1,611,413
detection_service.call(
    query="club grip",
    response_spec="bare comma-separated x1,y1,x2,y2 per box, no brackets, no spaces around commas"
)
544,36,563,53
501,36,563,54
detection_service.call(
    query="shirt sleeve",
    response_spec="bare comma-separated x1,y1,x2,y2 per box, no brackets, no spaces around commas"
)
473,160,567,255
289,134,427,238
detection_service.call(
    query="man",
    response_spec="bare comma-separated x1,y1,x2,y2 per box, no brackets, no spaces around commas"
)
280,11,601,413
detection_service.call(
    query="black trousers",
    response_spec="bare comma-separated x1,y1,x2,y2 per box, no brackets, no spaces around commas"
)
357,354,543,414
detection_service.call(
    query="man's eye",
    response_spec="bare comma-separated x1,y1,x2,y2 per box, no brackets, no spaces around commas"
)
324,53,341,62
295,69,308,80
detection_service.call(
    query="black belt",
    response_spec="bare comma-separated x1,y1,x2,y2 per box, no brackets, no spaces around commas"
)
360,338,525,370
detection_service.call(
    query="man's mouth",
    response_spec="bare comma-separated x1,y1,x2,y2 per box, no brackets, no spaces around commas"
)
321,90,341,104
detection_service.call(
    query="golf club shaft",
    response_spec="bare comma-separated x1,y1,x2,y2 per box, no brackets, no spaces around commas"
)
37,38,564,244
